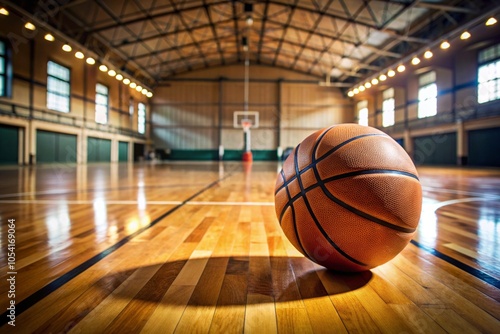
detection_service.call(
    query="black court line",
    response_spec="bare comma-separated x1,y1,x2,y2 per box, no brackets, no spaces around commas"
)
0,182,211,199
410,240,500,289
0,173,233,326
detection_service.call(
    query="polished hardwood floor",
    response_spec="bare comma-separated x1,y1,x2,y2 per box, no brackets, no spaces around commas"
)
0,161,499,333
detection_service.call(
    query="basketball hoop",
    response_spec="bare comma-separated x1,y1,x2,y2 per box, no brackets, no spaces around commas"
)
241,119,252,133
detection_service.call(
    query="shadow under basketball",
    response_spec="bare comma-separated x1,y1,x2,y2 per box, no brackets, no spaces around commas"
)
101,256,373,306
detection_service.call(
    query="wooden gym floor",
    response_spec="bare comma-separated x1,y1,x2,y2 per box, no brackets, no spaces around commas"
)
0,161,499,333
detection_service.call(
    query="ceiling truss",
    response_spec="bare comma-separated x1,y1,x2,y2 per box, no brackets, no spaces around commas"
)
12,0,499,87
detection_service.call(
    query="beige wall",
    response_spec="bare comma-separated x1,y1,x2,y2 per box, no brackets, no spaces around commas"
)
0,14,148,163
349,38,500,164
152,65,353,151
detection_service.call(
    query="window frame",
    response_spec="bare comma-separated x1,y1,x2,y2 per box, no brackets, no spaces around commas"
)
417,71,437,118
95,83,109,124
138,102,146,134
477,44,500,104
0,39,13,98
382,88,395,127
357,100,368,126
129,98,134,116
47,60,71,113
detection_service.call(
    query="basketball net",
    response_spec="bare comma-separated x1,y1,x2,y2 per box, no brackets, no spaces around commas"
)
241,119,253,162
241,120,252,133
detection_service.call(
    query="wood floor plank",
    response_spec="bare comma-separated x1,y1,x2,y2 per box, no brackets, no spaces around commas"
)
393,249,500,332
390,304,447,334
174,258,227,333
70,264,163,334
1,163,499,333
290,257,348,334
244,221,277,334
350,284,414,333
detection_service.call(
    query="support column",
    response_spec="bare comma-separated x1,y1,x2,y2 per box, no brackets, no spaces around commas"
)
218,77,224,160
80,129,87,164
18,127,24,165
457,120,468,165
277,79,282,159
28,39,35,165
111,138,118,163
404,129,413,159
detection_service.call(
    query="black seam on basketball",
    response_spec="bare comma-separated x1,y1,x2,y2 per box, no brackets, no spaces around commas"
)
310,170,416,233
309,133,417,234
322,169,419,182
280,164,308,255
316,184,415,233
290,197,307,256
294,142,368,267
279,171,418,233
275,132,388,195
280,169,292,226
280,145,300,223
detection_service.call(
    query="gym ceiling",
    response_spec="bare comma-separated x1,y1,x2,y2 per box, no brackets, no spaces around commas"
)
14,0,500,89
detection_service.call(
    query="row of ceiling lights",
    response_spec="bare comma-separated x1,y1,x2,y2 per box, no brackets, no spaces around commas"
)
0,6,153,98
347,16,498,97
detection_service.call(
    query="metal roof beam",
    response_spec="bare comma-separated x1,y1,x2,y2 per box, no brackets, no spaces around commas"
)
85,0,228,33
416,3,476,13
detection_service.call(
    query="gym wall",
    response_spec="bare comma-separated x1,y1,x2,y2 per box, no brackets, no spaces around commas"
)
152,65,352,160
0,13,148,164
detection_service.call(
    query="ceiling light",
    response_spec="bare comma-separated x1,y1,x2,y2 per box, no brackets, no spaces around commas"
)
347,91,354,97
75,51,84,59
353,88,359,94
86,57,95,65
123,78,130,85
108,69,116,77
460,31,471,40
142,88,148,95
44,33,55,42
62,44,72,52
364,82,371,89
397,64,406,73
411,56,420,65
440,41,450,49
130,82,137,88
146,92,153,98
424,50,433,59
379,74,387,81
136,85,143,92
359,85,365,92
0,8,9,15
24,22,36,30
388,69,396,77
246,16,253,26
371,78,379,85
116,74,123,81
486,17,497,26
99,64,108,72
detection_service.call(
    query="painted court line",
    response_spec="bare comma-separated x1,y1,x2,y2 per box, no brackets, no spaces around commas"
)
0,199,184,205
0,173,233,326
187,201,275,206
0,199,276,206
422,186,500,199
432,197,494,211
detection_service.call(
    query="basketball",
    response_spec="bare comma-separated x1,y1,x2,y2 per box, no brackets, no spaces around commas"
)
274,124,422,272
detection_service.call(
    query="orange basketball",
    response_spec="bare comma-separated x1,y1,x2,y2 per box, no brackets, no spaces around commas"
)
274,124,422,272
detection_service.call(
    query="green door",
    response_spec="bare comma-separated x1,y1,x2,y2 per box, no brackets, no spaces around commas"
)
468,127,500,167
87,137,111,162
0,125,19,164
118,141,128,162
413,133,457,165
36,130,77,163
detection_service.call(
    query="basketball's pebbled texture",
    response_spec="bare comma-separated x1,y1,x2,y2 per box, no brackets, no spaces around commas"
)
274,124,422,272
